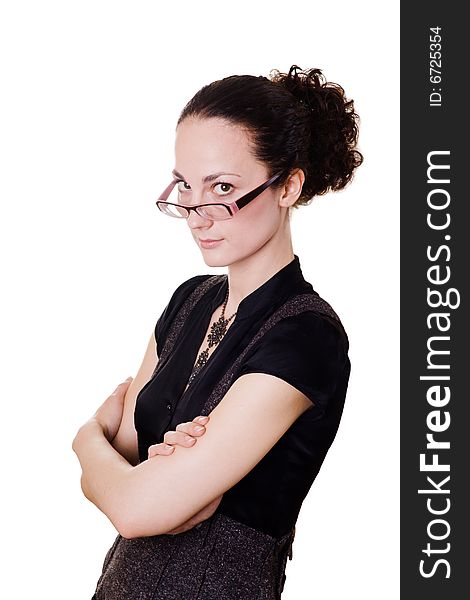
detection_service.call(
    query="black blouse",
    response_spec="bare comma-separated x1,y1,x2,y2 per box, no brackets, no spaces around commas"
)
134,254,350,540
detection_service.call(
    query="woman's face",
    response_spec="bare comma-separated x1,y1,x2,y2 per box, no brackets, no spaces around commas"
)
174,117,289,268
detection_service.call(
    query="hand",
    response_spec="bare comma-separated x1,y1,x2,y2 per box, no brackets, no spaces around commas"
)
147,415,211,458
92,377,133,441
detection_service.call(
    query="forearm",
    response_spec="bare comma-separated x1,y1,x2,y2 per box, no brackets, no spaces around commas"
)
72,419,197,538
72,419,134,532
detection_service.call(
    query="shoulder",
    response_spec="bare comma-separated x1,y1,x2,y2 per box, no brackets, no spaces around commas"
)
155,273,214,356
239,309,350,410
252,309,348,357
166,273,214,306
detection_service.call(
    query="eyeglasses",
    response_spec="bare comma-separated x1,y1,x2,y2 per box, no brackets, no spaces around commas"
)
156,170,285,221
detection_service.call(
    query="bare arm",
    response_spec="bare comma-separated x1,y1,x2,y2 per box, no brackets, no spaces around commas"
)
72,372,312,539
111,330,159,466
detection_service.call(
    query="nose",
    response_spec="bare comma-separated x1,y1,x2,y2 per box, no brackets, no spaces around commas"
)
186,208,213,229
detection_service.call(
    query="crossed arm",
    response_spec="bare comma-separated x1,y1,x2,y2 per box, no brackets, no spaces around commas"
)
72,369,312,540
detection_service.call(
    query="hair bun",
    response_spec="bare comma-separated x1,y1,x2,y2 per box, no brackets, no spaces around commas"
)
270,65,326,109
270,65,363,199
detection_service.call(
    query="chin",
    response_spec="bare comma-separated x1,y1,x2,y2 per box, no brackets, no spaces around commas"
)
200,253,228,268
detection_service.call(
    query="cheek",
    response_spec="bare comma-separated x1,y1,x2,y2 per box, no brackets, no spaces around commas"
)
227,200,279,242
245,196,279,228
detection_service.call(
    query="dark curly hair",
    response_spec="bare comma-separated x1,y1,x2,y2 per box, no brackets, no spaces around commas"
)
177,65,363,207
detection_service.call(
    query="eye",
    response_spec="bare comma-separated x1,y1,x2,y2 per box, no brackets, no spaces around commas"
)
177,180,191,192
213,182,233,196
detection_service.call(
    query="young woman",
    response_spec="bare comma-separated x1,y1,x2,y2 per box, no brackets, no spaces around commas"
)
73,65,363,599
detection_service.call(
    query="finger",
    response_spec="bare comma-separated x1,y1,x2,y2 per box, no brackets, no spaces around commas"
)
163,430,197,446
167,525,190,535
148,443,174,457
194,415,210,424
148,443,175,458
175,421,207,437
148,445,174,458
111,377,133,396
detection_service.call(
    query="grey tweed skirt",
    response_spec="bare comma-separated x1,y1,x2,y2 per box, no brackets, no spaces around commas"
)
91,512,295,599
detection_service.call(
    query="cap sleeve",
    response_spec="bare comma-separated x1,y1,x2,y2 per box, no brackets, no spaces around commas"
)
238,311,349,413
155,274,211,357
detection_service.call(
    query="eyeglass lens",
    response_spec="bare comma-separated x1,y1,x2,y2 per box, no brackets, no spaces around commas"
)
159,184,232,220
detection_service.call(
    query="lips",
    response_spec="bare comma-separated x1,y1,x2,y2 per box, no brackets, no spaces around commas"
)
199,238,224,249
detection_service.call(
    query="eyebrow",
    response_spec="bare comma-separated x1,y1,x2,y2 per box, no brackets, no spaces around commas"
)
172,169,241,183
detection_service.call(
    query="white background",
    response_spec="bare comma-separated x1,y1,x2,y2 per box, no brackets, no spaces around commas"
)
0,1,399,598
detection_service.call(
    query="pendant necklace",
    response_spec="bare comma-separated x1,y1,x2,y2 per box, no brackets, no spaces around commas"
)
187,287,236,387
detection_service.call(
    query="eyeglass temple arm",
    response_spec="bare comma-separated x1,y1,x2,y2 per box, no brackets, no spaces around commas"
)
157,179,178,202
232,171,285,211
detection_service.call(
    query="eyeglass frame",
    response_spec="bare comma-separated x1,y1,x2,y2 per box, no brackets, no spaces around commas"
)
155,170,286,220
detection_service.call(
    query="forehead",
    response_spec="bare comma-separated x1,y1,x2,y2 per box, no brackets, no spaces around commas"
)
174,117,256,172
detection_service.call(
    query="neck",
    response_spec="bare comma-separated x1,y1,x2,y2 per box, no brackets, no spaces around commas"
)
225,237,295,315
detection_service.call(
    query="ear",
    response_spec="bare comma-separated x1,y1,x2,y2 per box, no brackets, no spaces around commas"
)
278,169,305,208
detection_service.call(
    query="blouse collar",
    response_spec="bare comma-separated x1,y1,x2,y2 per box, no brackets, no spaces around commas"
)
211,254,307,322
